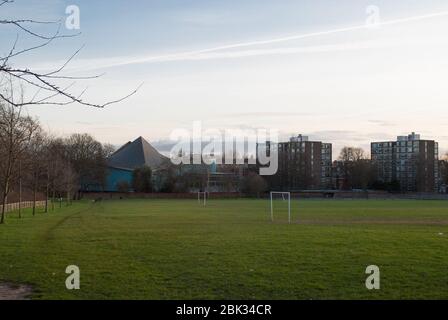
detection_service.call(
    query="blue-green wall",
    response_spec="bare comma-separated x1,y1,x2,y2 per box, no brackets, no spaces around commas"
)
105,167,134,192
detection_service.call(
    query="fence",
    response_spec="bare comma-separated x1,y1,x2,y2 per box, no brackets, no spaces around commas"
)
82,191,448,201
292,190,448,200
1,201,46,214
82,192,243,200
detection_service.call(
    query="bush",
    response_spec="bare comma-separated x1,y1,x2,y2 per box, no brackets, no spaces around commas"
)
132,166,152,193
116,180,130,193
242,173,268,197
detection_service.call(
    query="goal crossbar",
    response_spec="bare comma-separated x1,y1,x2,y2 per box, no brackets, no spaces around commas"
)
270,192,291,224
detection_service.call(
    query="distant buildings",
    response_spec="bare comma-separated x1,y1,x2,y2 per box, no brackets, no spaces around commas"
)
440,160,448,193
263,134,333,191
371,133,439,192
173,161,249,193
260,132,442,193
103,137,249,193
321,141,333,189
97,132,444,194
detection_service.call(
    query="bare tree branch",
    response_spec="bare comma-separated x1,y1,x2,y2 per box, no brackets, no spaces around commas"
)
0,0,13,8
0,0,140,108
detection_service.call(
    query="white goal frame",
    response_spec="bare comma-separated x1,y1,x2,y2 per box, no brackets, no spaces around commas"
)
198,191,208,206
270,192,291,224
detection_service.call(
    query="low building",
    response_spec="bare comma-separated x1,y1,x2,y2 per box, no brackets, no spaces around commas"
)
174,161,249,193
104,137,169,192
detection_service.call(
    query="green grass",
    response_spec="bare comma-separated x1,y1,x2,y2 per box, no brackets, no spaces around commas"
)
1,199,448,300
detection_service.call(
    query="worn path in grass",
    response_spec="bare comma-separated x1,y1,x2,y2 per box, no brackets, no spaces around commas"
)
0,283,33,300
0,199,447,299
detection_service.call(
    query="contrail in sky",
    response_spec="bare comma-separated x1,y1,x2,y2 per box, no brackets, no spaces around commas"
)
35,9,448,71
109,10,448,67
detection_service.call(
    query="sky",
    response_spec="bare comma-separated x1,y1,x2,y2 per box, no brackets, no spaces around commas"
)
1,0,448,158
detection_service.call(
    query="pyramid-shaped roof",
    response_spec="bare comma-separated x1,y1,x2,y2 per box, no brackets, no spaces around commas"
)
107,137,168,170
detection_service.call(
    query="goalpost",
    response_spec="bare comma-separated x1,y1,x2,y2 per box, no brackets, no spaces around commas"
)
270,192,291,224
198,191,208,206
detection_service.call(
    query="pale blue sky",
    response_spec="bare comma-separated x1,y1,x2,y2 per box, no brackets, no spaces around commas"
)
2,0,448,156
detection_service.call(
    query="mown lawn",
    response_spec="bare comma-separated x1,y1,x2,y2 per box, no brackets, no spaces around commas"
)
0,199,447,300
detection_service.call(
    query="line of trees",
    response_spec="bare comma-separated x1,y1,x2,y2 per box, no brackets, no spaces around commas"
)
336,146,402,191
336,147,374,190
336,147,448,192
0,99,113,224
0,0,141,224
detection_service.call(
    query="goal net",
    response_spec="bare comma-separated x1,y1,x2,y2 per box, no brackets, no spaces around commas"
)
270,192,291,223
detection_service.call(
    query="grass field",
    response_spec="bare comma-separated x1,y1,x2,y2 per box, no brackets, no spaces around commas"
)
0,198,448,300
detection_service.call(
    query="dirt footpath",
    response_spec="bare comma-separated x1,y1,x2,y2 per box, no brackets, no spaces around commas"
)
0,283,33,300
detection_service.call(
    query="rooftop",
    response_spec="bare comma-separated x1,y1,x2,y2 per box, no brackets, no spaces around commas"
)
107,137,168,170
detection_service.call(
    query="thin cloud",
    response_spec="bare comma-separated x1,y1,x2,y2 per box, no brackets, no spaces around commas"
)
221,111,312,118
32,9,448,72
368,120,397,127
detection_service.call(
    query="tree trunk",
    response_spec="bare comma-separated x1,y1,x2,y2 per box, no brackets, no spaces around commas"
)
32,181,37,216
1,177,11,224
0,193,7,224
52,187,56,211
45,175,49,213
1,158,13,224
19,161,22,219
19,176,22,219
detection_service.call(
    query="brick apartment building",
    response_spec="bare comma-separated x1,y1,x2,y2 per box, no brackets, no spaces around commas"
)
371,132,439,192
259,134,332,190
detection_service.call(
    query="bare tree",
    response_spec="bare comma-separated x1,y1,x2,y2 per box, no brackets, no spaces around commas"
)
45,137,68,211
65,133,108,194
103,143,117,159
62,163,78,206
25,128,47,216
132,166,153,193
339,147,366,163
0,95,39,224
0,0,139,108
338,147,373,190
338,147,360,189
